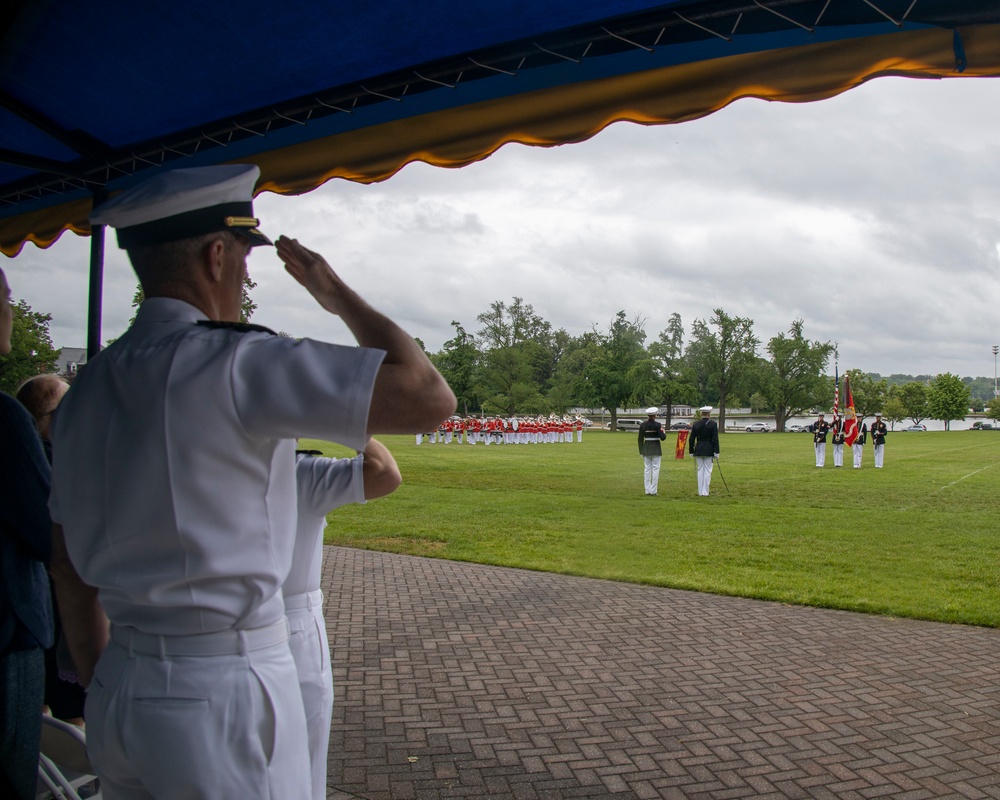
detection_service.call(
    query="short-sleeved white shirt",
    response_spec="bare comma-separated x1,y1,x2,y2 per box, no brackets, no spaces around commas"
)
285,453,365,597
49,298,384,635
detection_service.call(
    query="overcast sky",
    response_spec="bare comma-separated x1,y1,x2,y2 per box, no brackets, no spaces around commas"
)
6,74,1000,379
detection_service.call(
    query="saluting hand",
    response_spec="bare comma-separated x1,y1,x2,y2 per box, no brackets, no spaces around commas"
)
275,236,353,316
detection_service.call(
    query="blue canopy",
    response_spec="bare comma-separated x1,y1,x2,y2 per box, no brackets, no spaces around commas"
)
3,0,1000,258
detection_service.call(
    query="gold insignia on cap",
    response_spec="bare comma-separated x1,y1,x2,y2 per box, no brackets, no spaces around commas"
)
224,216,260,228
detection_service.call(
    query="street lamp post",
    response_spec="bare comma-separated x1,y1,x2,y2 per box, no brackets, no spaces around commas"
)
993,345,999,398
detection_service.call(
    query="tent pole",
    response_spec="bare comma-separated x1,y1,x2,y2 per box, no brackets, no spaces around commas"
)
86,222,105,359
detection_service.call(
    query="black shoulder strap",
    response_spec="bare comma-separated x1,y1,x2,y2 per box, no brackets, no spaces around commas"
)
196,320,278,335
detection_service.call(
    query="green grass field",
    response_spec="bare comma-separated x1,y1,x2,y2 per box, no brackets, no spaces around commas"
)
304,428,1000,627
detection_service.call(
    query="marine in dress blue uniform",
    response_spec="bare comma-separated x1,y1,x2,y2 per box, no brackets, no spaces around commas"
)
638,407,666,495
688,406,720,496
852,422,867,468
47,165,455,800
870,413,888,468
811,413,831,467
831,415,846,467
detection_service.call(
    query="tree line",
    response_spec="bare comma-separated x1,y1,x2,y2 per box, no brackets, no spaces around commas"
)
2,294,997,430
425,297,995,431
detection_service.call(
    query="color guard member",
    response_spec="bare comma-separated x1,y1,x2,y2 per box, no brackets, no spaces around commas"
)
871,412,888,468
811,412,831,467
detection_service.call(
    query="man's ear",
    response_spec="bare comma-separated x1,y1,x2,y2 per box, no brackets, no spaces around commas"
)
205,237,228,283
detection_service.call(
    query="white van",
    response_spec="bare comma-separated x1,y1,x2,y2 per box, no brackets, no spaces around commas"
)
603,418,645,431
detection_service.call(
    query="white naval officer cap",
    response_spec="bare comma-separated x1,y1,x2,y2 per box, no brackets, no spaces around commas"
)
700,405,712,414
645,407,659,415
89,164,272,249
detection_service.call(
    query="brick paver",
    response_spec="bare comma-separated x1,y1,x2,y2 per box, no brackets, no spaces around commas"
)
321,547,1000,799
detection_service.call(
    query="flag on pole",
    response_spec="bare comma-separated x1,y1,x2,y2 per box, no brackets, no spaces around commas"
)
833,363,840,417
843,374,859,446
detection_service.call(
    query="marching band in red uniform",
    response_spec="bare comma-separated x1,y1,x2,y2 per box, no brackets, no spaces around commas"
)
416,415,587,445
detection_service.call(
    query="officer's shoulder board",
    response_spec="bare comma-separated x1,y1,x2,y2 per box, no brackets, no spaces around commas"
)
196,320,278,335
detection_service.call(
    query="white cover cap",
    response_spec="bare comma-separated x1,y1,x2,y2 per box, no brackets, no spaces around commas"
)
90,164,271,248
645,407,659,415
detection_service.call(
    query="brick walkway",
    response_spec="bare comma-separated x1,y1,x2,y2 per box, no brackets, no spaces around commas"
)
321,547,1000,799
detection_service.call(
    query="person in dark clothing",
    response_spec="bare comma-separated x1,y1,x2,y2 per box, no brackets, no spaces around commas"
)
638,407,666,495
16,374,84,725
688,406,720,496
871,413,888,468
811,412,832,467
852,421,868,468
0,266,55,799
831,414,846,468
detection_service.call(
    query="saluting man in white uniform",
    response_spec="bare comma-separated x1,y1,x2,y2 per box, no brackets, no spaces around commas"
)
47,164,455,800
290,440,401,800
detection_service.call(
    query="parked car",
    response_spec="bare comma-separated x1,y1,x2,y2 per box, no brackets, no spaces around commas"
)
786,424,807,433
670,421,691,430
972,421,996,430
745,422,771,433
604,418,645,431
902,424,927,432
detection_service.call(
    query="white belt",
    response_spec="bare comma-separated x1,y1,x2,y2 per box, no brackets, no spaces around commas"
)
284,588,323,611
111,617,289,657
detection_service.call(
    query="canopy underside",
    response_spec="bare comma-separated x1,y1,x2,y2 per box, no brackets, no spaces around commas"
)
2,1,1000,256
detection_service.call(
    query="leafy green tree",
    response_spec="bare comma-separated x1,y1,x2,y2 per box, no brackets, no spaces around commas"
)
756,320,833,431
896,381,929,425
687,309,759,432
431,321,480,416
927,372,970,430
986,397,1000,422
578,311,648,430
845,369,887,428
645,313,699,427
546,332,592,413
963,376,997,409
474,297,552,414
880,396,907,431
0,299,61,394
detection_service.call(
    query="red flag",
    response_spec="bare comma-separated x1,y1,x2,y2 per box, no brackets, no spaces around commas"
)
675,430,689,459
843,374,859,446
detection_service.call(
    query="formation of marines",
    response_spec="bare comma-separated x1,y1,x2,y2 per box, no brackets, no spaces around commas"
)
417,414,586,445
810,411,886,469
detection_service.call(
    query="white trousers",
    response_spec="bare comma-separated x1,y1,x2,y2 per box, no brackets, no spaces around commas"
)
852,443,864,468
814,442,826,467
695,457,714,496
832,443,844,467
874,443,885,468
643,455,661,494
287,591,333,800
87,621,311,800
